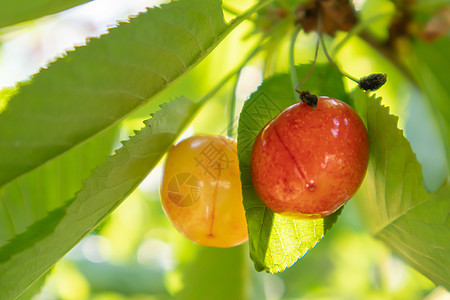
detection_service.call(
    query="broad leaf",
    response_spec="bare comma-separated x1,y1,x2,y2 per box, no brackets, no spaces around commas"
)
0,0,91,29
237,65,347,273
15,270,50,300
0,97,197,299
353,90,450,289
0,125,118,247
0,0,227,187
404,38,450,170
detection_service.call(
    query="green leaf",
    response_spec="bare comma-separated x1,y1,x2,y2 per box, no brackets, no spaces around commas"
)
405,38,450,171
237,64,346,273
0,87,14,114
0,97,197,299
377,184,450,288
176,245,247,300
353,89,450,289
0,0,227,187
0,0,91,29
15,269,50,300
0,125,118,247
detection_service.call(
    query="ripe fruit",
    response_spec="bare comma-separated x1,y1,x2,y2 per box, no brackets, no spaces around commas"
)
161,135,248,247
251,97,369,218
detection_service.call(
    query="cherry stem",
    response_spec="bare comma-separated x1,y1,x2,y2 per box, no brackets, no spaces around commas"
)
319,32,359,84
225,37,267,138
292,8,321,101
294,37,320,94
226,76,239,138
289,26,301,98
291,9,386,99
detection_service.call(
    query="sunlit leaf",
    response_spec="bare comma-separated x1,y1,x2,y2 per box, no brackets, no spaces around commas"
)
353,89,450,289
0,0,91,28
0,87,15,114
404,38,450,170
0,97,197,299
237,64,346,273
377,184,450,288
0,0,227,187
15,269,50,300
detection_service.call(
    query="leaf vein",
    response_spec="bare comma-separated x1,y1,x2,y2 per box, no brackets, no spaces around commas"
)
153,17,205,53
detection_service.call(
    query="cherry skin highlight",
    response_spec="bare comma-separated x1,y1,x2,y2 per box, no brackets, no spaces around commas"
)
251,97,369,218
161,135,248,247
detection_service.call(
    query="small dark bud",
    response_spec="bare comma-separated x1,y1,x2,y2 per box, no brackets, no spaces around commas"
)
298,90,318,108
358,73,387,91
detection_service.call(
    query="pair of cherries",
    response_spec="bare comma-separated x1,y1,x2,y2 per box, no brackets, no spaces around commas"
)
160,96,369,247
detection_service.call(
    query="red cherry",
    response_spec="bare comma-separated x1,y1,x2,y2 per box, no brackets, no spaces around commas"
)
251,96,369,218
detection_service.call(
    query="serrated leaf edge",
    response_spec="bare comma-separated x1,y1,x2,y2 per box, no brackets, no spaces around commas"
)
0,97,198,299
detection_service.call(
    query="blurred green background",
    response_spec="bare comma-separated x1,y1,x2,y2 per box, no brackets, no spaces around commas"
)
1,0,448,299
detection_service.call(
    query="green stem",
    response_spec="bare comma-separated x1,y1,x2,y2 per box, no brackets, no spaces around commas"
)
226,76,239,138
227,0,276,32
222,4,241,17
225,40,265,137
289,26,301,99
295,37,320,93
197,0,275,109
225,37,268,137
195,0,275,137
319,33,359,83
261,17,293,77
209,0,275,67
226,39,269,137
198,39,266,109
